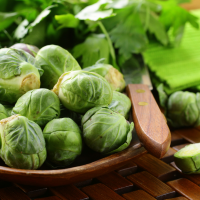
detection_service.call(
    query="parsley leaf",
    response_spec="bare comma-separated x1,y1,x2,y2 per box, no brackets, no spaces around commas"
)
119,56,142,85
73,34,110,68
109,6,148,60
14,19,29,39
0,12,18,32
55,14,79,29
105,1,168,60
75,0,115,21
158,0,199,45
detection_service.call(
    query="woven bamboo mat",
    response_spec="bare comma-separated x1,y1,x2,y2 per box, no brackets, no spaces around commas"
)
0,127,199,200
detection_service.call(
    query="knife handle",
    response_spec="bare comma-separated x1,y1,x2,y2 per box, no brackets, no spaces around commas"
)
126,84,171,158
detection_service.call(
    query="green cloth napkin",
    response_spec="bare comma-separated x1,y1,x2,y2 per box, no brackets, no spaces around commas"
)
143,9,200,95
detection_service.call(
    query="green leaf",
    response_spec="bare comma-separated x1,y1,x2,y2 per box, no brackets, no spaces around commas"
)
55,14,79,29
0,12,18,32
157,83,168,109
177,0,191,3
55,0,97,3
23,20,46,47
145,11,168,45
75,0,115,21
0,0,7,12
119,56,142,85
18,5,56,46
73,34,110,68
109,6,148,59
14,19,29,40
132,1,168,45
28,5,56,29
107,0,129,9
160,4,199,45
14,4,38,22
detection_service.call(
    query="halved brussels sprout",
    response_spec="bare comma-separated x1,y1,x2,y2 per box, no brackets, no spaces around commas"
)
174,143,200,174
108,91,131,119
84,59,126,92
0,48,43,103
36,45,81,89
82,106,133,154
53,70,113,114
0,115,46,169
12,88,60,127
0,104,9,120
43,118,82,168
10,43,39,57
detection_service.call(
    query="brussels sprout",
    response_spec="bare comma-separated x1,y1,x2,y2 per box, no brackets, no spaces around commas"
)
167,91,199,128
36,45,81,89
12,88,60,127
3,105,13,117
43,118,82,168
53,70,113,114
82,107,133,154
0,48,43,103
174,143,200,174
10,43,39,57
157,84,200,128
0,104,8,120
108,91,131,119
0,115,46,169
84,59,126,92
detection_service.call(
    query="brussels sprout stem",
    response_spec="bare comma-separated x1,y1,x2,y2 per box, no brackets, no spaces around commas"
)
98,21,119,70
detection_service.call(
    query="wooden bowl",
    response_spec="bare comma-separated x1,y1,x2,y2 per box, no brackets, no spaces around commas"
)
0,84,171,187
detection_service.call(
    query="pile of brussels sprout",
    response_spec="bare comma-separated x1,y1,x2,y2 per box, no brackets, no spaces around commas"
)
0,44,133,170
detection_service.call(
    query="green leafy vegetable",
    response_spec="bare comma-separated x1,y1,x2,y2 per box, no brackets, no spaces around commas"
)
110,11,148,59
75,0,115,21
29,5,56,29
0,12,18,32
158,0,199,45
14,19,29,40
119,56,142,85
55,14,79,29
73,34,110,68
0,0,198,78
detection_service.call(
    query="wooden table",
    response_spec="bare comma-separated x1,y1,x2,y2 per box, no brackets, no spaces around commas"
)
0,127,199,200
